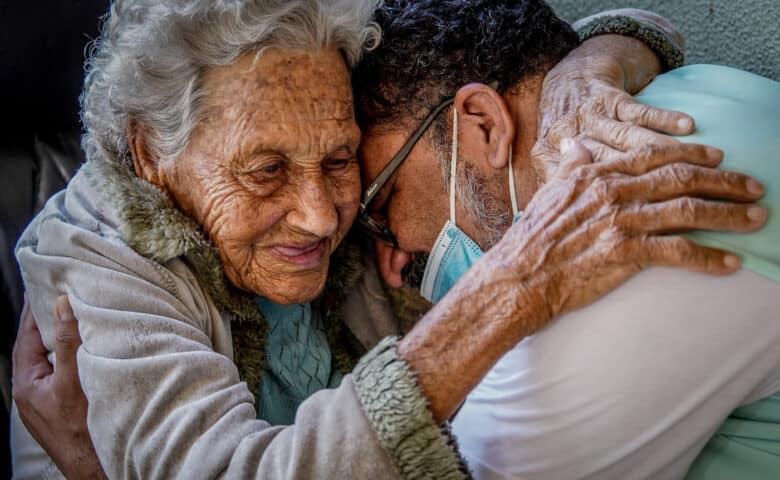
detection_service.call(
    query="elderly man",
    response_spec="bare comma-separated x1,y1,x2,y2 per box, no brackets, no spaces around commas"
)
351,1,780,479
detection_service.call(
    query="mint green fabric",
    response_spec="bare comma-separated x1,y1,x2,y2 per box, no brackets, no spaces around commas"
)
636,64,780,283
255,298,342,425
548,1,780,81
686,393,780,479
636,64,780,478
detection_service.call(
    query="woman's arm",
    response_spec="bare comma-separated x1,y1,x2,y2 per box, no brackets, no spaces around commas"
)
398,140,765,422
12,183,423,479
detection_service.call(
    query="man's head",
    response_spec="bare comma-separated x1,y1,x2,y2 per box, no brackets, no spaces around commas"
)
353,0,579,287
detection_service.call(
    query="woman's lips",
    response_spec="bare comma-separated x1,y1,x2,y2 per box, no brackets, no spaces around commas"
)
271,240,327,268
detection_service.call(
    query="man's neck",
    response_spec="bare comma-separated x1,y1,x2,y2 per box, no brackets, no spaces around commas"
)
504,76,545,211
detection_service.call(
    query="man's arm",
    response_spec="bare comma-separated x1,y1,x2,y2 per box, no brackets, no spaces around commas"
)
11,297,106,480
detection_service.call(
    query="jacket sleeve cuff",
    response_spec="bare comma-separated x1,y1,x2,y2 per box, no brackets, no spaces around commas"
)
352,336,471,480
573,8,685,71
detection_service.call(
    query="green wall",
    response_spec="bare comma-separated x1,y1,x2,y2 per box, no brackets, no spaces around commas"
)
549,0,780,81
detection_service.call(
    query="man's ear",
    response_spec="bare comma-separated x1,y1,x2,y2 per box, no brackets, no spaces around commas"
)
454,83,515,170
127,118,164,187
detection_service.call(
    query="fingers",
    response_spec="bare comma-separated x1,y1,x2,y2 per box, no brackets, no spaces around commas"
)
590,143,724,177
586,116,679,152
579,138,623,164
612,163,766,203
529,142,558,184
616,98,695,135
626,235,741,275
555,139,593,180
12,298,52,381
616,198,767,234
53,296,83,393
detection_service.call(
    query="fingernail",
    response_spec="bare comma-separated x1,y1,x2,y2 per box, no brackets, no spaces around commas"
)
706,147,723,161
747,179,765,195
748,205,767,222
560,138,574,154
677,117,694,131
723,254,740,269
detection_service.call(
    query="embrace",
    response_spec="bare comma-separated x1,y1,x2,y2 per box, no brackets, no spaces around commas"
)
10,1,780,479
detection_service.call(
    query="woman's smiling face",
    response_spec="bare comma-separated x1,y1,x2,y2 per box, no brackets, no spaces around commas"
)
151,48,361,304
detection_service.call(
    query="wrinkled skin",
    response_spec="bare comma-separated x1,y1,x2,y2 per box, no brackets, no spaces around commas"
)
361,39,767,420
399,140,766,421
136,48,362,304
532,35,694,181
360,36,764,289
12,37,769,474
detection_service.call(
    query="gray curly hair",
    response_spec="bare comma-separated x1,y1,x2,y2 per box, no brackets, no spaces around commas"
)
81,0,381,168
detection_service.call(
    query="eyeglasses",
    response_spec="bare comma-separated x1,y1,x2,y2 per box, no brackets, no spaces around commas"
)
357,97,454,247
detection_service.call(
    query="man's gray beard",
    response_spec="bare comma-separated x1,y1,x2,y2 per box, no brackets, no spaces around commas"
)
432,139,512,250
402,253,429,289
457,161,513,249
401,145,513,290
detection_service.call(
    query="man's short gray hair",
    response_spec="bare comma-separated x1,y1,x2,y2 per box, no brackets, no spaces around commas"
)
81,0,381,168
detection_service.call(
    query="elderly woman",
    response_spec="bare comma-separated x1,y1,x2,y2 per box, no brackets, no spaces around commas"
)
10,1,764,479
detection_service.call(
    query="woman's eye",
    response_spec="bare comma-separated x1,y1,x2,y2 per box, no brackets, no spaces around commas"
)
325,157,354,172
261,163,281,175
249,162,284,180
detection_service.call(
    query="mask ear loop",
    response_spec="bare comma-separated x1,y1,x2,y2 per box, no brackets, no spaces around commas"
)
450,107,459,225
507,145,519,217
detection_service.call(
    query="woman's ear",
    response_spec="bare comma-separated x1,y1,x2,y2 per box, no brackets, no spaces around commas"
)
127,119,164,187
454,83,515,170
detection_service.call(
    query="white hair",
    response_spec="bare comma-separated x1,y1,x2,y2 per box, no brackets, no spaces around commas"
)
81,0,381,168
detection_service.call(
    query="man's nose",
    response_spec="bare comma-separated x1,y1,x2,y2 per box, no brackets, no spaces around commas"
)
287,176,339,238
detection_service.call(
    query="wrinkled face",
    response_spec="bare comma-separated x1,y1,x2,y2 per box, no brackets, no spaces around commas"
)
161,48,361,304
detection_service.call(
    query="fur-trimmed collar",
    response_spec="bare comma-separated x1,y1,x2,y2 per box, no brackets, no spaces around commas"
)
82,158,367,395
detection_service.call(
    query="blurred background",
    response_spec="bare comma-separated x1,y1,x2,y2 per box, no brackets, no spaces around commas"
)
0,2,109,477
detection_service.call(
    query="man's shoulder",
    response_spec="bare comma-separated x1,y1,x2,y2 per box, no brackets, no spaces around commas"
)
638,65,780,284
454,267,780,479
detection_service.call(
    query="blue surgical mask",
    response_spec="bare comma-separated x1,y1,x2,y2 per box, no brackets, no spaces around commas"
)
420,109,521,304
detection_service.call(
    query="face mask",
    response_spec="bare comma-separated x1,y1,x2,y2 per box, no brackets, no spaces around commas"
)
419,108,521,304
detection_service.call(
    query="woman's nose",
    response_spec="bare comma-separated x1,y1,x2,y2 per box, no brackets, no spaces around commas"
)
287,177,339,238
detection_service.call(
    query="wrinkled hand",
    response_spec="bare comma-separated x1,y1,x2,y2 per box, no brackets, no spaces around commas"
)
12,296,107,480
403,139,766,423
479,139,766,335
533,35,695,181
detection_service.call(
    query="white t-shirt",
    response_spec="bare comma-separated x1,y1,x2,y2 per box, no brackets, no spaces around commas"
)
452,267,780,479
